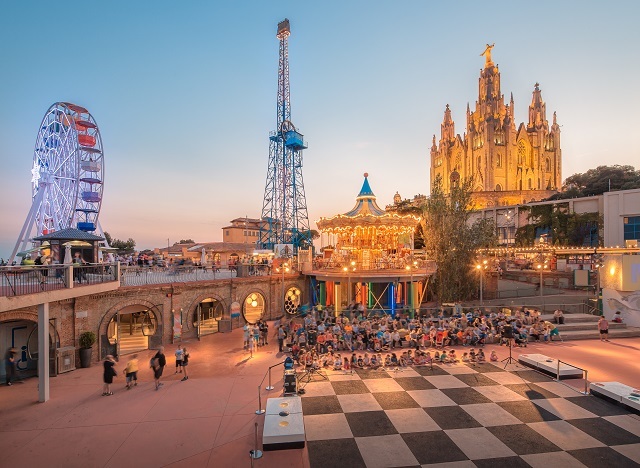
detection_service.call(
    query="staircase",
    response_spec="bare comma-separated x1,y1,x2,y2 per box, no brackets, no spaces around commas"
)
118,324,149,355
539,313,640,340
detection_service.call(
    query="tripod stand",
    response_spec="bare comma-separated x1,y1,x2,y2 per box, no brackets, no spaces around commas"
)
501,339,517,368
297,366,328,389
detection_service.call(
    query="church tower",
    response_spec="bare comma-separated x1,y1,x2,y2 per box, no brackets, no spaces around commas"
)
430,45,561,207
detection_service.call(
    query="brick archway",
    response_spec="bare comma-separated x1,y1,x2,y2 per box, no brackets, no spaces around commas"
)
184,293,227,332
98,299,164,359
0,309,38,324
241,287,270,323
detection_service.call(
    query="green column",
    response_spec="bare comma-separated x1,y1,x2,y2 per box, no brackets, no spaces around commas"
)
319,281,326,306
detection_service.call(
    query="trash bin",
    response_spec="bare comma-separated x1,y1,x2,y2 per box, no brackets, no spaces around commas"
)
218,319,232,333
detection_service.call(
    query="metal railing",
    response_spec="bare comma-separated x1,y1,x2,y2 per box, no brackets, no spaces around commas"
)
120,264,296,286
0,263,119,297
556,359,589,395
312,259,436,273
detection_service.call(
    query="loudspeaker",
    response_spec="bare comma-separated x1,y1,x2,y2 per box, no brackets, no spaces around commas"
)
283,370,297,394
502,325,514,339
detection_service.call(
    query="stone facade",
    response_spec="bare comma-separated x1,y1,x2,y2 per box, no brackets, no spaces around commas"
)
0,275,306,364
430,45,562,208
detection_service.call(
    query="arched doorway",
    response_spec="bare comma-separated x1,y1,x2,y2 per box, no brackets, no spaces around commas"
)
193,298,225,337
0,319,58,380
243,292,266,324
106,306,158,356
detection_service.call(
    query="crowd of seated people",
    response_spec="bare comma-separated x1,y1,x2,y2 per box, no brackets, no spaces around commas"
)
277,305,562,370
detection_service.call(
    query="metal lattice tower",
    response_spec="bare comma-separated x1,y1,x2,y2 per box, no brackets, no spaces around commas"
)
259,18,311,254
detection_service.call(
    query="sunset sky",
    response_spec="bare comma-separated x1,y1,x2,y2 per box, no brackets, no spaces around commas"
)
1,1,639,258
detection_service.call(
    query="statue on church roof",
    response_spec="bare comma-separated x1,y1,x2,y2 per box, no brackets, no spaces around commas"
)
481,43,495,66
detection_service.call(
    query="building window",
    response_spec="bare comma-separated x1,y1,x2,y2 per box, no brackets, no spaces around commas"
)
225,230,229,236
496,153,502,168
528,178,532,189
624,216,640,240
517,140,526,165
284,287,302,315
495,184,502,191
243,293,265,324
546,157,551,172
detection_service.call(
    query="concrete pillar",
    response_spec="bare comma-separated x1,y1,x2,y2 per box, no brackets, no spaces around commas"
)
38,302,49,403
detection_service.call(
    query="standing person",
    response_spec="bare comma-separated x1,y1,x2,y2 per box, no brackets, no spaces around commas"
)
174,345,184,374
598,316,610,342
277,325,286,352
5,347,17,386
261,321,269,346
243,324,250,350
151,346,166,390
102,355,117,396
123,354,139,389
253,324,260,348
181,347,189,381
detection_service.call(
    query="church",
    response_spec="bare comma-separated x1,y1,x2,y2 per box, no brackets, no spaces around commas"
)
429,45,562,208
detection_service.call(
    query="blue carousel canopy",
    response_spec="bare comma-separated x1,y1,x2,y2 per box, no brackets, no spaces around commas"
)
344,173,386,217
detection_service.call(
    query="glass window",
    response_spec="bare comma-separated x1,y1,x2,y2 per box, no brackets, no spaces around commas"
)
243,292,265,324
624,216,640,240
284,287,302,315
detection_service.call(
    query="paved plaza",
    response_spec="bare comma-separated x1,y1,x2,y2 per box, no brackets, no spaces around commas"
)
2,325,640,467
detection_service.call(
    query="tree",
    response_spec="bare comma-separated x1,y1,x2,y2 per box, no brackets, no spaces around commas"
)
514,205,601,247
395,200,424,249
547,165,640,200
178,239,195,244
420,175,497,303
103,232,136,252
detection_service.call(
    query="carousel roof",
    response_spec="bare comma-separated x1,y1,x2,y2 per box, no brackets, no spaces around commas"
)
317,173,420,231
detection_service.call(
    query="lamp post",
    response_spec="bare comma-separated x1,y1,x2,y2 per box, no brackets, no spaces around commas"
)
405,260,418,313
536,237,549,297
343,261,356,307
475,259,488,305
276,261,289,314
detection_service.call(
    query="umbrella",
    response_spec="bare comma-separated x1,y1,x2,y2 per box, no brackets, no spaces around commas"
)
17,246,42,257
63,245,72,264
201,247,208,266
99,246,119,251
63,240,92,247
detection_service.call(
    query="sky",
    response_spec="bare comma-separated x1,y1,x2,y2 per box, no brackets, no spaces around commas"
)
1,1,639,259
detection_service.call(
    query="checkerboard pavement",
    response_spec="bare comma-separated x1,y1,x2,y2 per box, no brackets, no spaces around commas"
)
298,361,640,467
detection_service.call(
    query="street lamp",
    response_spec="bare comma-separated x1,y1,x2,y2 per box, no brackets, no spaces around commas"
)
594,253,604,311
276,262,290,314
536,236,549,297
475,259,488,304
343,260,356,307
405,260,418,313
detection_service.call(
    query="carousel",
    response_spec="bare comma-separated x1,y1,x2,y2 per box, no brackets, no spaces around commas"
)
312,173,432,316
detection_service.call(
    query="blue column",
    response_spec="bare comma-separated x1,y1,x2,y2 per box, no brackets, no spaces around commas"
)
389,282,395,317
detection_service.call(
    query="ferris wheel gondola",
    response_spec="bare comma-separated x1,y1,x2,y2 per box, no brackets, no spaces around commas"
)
10,102,106,262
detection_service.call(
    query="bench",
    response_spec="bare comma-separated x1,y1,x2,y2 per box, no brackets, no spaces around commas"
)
263,396,305,451
590,381,640,414
517,353,583,379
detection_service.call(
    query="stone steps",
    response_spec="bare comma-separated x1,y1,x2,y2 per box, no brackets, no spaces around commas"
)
539,313,599,323
558,327,640,341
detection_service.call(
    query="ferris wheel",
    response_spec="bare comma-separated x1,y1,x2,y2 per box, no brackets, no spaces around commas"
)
11,102,105,260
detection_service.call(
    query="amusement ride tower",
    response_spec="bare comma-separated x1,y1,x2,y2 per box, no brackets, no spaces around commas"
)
259,18,311,255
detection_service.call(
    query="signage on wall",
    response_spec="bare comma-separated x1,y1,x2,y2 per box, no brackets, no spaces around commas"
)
622,256,640,291
173,313,182,340
230,301,241,318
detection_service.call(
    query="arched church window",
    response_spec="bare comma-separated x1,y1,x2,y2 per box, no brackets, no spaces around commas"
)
495,184,502,191
545,157,551,172
496,153,502,168
528,178,532,190
517,140,526,165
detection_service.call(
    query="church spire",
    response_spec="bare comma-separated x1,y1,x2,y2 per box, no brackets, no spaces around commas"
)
441,104,455,142
528,82,547,129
